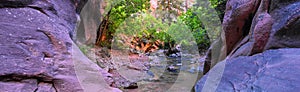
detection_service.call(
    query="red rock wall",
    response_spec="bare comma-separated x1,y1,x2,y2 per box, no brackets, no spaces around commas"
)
204,0,300,74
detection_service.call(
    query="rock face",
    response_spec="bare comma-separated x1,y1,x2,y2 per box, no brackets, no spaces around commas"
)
204,0,300,71
196,48,300,91
199,0,300,91
0,0,120,92
76,0,102,45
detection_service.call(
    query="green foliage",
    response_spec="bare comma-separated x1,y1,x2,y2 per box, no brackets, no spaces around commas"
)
116,13,167,39
108,0,150,33
192,0,222,41
114,12,190,48
179,0,227,49
179,9,202,31
209,0,227,21
178,8,210,50
209,0,226,8
192,28,210,50
105,0,225,51
166,20,193,43
96,0,150,47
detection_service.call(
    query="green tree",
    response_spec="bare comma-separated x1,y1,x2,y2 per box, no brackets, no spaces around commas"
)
178,0,227,51
179,8,210,50
208,0,227,21
113,12,170,49
96,0,150,47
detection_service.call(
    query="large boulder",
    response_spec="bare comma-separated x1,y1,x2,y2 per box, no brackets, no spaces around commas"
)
0,0,120,92
196,48,300,91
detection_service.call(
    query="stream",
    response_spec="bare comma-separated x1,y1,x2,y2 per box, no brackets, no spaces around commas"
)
84,46,205,92
122,50,205,92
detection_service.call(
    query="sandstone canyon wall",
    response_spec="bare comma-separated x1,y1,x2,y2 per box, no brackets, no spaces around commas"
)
197,0,300,91
0,0,120,92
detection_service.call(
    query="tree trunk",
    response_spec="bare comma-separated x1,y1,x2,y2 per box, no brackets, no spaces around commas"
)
96,8,112,47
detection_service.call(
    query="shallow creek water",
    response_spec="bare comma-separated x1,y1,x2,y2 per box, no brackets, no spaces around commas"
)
82,45,205,92
122,51,205,92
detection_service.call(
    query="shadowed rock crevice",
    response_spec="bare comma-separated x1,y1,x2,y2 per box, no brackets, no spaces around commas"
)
0,75,58,92
0,74,54,82
0,0,35,8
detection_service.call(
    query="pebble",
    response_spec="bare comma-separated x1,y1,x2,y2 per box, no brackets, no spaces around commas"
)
176,63,182,66
146,71,155,77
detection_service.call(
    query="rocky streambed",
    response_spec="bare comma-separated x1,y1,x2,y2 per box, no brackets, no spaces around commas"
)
123,52,205,92
81,46,205,92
